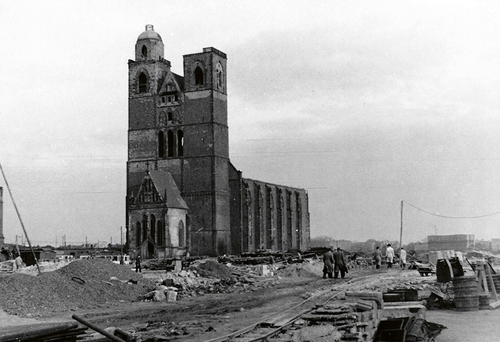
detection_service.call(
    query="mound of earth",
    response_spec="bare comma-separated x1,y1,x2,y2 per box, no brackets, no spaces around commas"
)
0,259,155,318
277,261,322,278
189,260,233,279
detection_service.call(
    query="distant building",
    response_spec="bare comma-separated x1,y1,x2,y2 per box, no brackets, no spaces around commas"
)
427,234,475,252
19,247,56,266
0,187,3,247
491,238,500,252
126,25,310,258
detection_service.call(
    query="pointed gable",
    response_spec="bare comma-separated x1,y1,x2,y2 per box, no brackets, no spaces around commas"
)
135,172,162,204
159,70,184,94
149,170,189,210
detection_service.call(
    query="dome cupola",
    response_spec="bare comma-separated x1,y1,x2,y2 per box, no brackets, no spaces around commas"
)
135,24,164,61
137,24,163,42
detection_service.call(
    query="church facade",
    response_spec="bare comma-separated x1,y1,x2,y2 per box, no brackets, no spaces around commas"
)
126,25,310,258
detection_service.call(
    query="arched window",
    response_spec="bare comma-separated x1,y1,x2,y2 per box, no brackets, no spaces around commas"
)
157,221,164,246
158,131,165,158
177,130,184,157
136,222,141,246
139,72,148,93
194,66,204,85
167,130,174,157
142,215,148,241
150,215,156,243
216,63,223,90
178,221,185,247
141,45,147,58
168,112,173,121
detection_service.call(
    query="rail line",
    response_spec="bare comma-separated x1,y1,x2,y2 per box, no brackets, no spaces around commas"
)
205,277,365,342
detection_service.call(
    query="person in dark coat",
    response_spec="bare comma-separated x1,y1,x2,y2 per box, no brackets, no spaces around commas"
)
322,247,334,278
333,248,347,279
374,246,382,269
135,255,142,273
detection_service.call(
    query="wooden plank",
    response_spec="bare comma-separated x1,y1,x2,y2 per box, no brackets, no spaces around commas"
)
485,264,498,301
0,322,79,342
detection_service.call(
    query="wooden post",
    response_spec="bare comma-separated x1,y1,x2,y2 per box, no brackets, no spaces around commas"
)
72,315,128,342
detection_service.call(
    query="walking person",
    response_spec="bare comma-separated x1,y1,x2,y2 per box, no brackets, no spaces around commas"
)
399,247,407,269
386,244,395,269
322,247,334,279
135,255,142,273
373,246,382,269
333,248,347,279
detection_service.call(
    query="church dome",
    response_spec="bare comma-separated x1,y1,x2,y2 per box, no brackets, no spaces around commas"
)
137,24,162,42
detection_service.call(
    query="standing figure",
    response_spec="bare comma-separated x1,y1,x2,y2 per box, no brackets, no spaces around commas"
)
322,247,334,279
333,248,347,279
374,246,382,269
135,255,142,273
14,254,23,271
386,244,395,268
399,247,407,269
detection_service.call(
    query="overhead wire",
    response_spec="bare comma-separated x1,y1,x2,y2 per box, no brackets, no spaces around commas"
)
403,200,500,219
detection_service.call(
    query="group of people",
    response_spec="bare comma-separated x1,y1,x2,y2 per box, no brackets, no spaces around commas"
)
322,247,348,279
373,244,407,269
323,244,408,278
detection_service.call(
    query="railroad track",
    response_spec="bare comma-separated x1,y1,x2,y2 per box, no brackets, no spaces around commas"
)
206,276,376,342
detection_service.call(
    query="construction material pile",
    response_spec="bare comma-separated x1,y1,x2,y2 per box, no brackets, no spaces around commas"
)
0,259,155,318
142,259,282,299
188,259,233,279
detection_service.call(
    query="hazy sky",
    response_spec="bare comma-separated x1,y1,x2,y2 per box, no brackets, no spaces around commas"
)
1,1,500,247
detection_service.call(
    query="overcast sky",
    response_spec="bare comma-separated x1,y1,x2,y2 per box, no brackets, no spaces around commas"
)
1,1,500,247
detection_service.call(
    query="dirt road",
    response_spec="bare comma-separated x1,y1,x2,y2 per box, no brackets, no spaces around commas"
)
427,309,500,342
1,260,499,341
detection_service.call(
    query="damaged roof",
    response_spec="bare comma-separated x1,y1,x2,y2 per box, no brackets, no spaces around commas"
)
148,170,189,210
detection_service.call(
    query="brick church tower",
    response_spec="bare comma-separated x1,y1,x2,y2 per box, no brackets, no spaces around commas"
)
126,25,230,257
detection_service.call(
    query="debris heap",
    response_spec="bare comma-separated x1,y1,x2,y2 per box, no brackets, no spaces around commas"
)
0,259,155,318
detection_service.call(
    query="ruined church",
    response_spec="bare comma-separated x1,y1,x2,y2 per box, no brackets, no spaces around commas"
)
126,25,310,258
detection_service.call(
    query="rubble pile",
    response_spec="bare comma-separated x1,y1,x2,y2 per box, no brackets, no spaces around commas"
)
188,259,233,279
141,259,287,300
275,260,321,278
141,259,175,270
0,259,155,318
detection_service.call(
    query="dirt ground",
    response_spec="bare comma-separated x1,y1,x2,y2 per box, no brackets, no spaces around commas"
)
1,260,499,342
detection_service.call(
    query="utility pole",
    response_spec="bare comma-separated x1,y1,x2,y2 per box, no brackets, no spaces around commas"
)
120,226,124,264
400,201,403,250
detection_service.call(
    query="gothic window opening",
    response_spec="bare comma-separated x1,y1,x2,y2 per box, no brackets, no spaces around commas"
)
178,221,185,247
139,72,148,93
167,130,174,157
150,215,156,243
177,130,184,157
194,66,204,85
157,221,164,246
168,112,173,121
142,215,148,242
141,45,147,58
216,63,223,90
136,222,141,246
158,131,165,158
